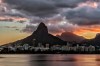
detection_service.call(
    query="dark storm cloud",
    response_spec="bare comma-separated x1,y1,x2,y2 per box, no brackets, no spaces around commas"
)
4,0,100,34
53,0,86,7
5,0,100,25
4,0,57,17
22,25,37,33
4,0,87,17
62,5,100,25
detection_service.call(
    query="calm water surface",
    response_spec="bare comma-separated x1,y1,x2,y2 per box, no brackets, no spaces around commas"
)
0,54,100,66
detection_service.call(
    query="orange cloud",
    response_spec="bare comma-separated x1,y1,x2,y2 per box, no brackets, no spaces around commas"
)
73,25,100,39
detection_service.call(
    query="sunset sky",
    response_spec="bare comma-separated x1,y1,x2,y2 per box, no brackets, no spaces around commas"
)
0,0,100,45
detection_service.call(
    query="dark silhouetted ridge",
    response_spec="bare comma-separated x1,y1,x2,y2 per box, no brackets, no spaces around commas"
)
57,32,85,43
82,33,100,46
95,34,100,40
18,22,66,46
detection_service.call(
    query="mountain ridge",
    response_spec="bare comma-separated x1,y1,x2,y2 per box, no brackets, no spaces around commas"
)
2,22,100,47
57,32,85,43
4,22,66,46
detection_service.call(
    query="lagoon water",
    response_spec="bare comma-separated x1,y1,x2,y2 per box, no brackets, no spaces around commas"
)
0,54,100,66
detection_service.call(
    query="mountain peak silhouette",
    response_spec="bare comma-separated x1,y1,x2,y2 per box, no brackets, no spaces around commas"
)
57,32,85,43
32,22,48,36
95,33,100,39
19,22,66,45
37,22,47,30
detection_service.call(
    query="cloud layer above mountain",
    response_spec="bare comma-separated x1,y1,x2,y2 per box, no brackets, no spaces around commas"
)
3,0,100,36
4,0,87,17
